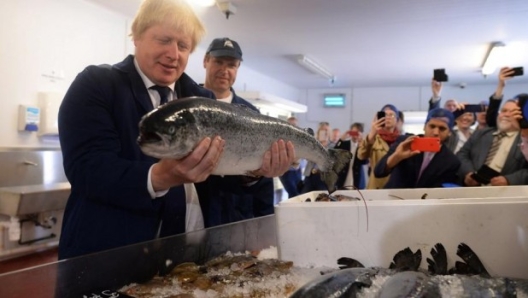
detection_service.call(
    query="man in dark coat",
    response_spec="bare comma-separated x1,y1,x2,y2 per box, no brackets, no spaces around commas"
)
197,37,278,226
374,108,461,188
57,1,293,260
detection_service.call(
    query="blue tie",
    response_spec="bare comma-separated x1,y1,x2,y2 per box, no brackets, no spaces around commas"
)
150,85,171,106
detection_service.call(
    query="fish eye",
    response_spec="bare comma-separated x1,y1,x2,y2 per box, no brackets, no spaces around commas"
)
167,125,176,134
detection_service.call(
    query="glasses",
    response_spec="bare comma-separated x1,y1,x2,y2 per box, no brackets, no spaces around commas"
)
384,114,396,118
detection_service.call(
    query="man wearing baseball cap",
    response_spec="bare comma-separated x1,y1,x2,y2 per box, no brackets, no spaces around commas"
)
195,37,275,227
374,108,461,188
203,37,244,102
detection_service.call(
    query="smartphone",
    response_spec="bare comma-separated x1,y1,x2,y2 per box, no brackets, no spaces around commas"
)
518,94,528,129
377,111,386,127
348,130,359,137
433,68,449,82
463,104,486,113
410,137,441,152
508,67,524,77
471,164,500,184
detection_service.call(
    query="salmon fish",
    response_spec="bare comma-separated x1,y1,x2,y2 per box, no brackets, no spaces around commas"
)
137,97,352,193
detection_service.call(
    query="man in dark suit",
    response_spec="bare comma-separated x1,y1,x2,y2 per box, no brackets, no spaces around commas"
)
458,99,528,186
334,122,367,190
57,0,293,260
196,37,276,226
374,108,460,188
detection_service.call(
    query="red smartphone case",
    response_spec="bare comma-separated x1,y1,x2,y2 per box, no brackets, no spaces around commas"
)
410,137,440,152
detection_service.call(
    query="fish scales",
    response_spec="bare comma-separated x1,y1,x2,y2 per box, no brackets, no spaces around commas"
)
137,97,351,192
187,102,330,175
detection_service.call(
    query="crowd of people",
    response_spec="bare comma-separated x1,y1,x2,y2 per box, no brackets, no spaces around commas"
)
56,0,528,260
286,66,528,196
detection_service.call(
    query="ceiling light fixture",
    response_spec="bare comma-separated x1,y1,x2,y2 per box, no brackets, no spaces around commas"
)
482,42,506,76
296,55,336,82
217,1,237,19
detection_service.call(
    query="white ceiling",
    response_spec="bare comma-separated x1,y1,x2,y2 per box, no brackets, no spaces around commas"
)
87,0,528,89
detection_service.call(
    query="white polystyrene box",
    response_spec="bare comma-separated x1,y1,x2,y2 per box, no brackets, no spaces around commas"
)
275,186,528,279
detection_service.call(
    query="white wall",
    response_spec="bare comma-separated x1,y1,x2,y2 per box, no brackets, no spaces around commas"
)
0,0,127,148
1,0,300,148
297,82,528,133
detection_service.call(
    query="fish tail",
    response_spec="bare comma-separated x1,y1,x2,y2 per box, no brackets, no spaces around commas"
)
321,149,353,193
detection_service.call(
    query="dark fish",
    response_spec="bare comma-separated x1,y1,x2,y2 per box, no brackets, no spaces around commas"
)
289,268,381,298
325,243,528,297
137,97,352,192
378,271,430,298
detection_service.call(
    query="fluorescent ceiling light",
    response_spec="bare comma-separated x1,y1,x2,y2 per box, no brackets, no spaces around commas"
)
482,42,506,76
237,91,308,113
297,55,335,81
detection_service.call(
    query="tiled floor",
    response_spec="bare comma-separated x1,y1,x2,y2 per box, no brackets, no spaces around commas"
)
0,247,58,275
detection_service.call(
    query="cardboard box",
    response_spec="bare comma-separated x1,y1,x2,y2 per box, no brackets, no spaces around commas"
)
275,187,528,279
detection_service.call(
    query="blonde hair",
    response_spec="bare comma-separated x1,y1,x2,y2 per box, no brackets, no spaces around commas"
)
130,0,206,52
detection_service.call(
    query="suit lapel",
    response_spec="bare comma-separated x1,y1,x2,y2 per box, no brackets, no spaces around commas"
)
114,55,154,113
477,132,494,167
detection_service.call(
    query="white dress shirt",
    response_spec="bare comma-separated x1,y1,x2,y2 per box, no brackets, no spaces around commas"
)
134,58,204,232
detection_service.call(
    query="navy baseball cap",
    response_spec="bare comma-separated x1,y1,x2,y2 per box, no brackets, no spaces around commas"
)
206,37,243,60
426,108,455,130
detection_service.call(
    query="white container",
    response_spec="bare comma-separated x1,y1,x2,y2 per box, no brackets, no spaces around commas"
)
275,187,528,279
289,185,528,202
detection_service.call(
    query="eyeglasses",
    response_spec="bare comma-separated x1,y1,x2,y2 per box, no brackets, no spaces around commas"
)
319,122,329,126
384,114,396,118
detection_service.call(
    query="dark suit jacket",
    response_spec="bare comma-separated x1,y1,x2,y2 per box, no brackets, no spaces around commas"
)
195,89,274,227
58,55,214,259
456,127,528,185
333,140,367,189
374,135,461,188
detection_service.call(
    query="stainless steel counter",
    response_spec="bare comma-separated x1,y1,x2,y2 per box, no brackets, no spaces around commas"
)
0,182,70,216
0,215,277,298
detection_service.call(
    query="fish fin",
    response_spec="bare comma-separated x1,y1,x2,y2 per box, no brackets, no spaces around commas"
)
337,257,365,269
427,243,448,275
456,242,490,277
389,247,422,271
320,149,353,193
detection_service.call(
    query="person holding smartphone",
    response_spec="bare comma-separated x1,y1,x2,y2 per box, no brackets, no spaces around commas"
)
485,67,522,128
457,99,528,186
358,104,400,189
374,108,460,188
429,79,458,112
334,123,368,190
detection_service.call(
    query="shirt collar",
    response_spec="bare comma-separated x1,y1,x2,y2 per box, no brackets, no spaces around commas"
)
134,57,175,92
493,130,518,138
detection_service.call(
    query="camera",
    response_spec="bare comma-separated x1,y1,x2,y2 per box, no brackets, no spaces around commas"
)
433,69,449,82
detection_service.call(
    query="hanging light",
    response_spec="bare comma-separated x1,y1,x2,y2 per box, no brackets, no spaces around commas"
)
481,42,506,76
